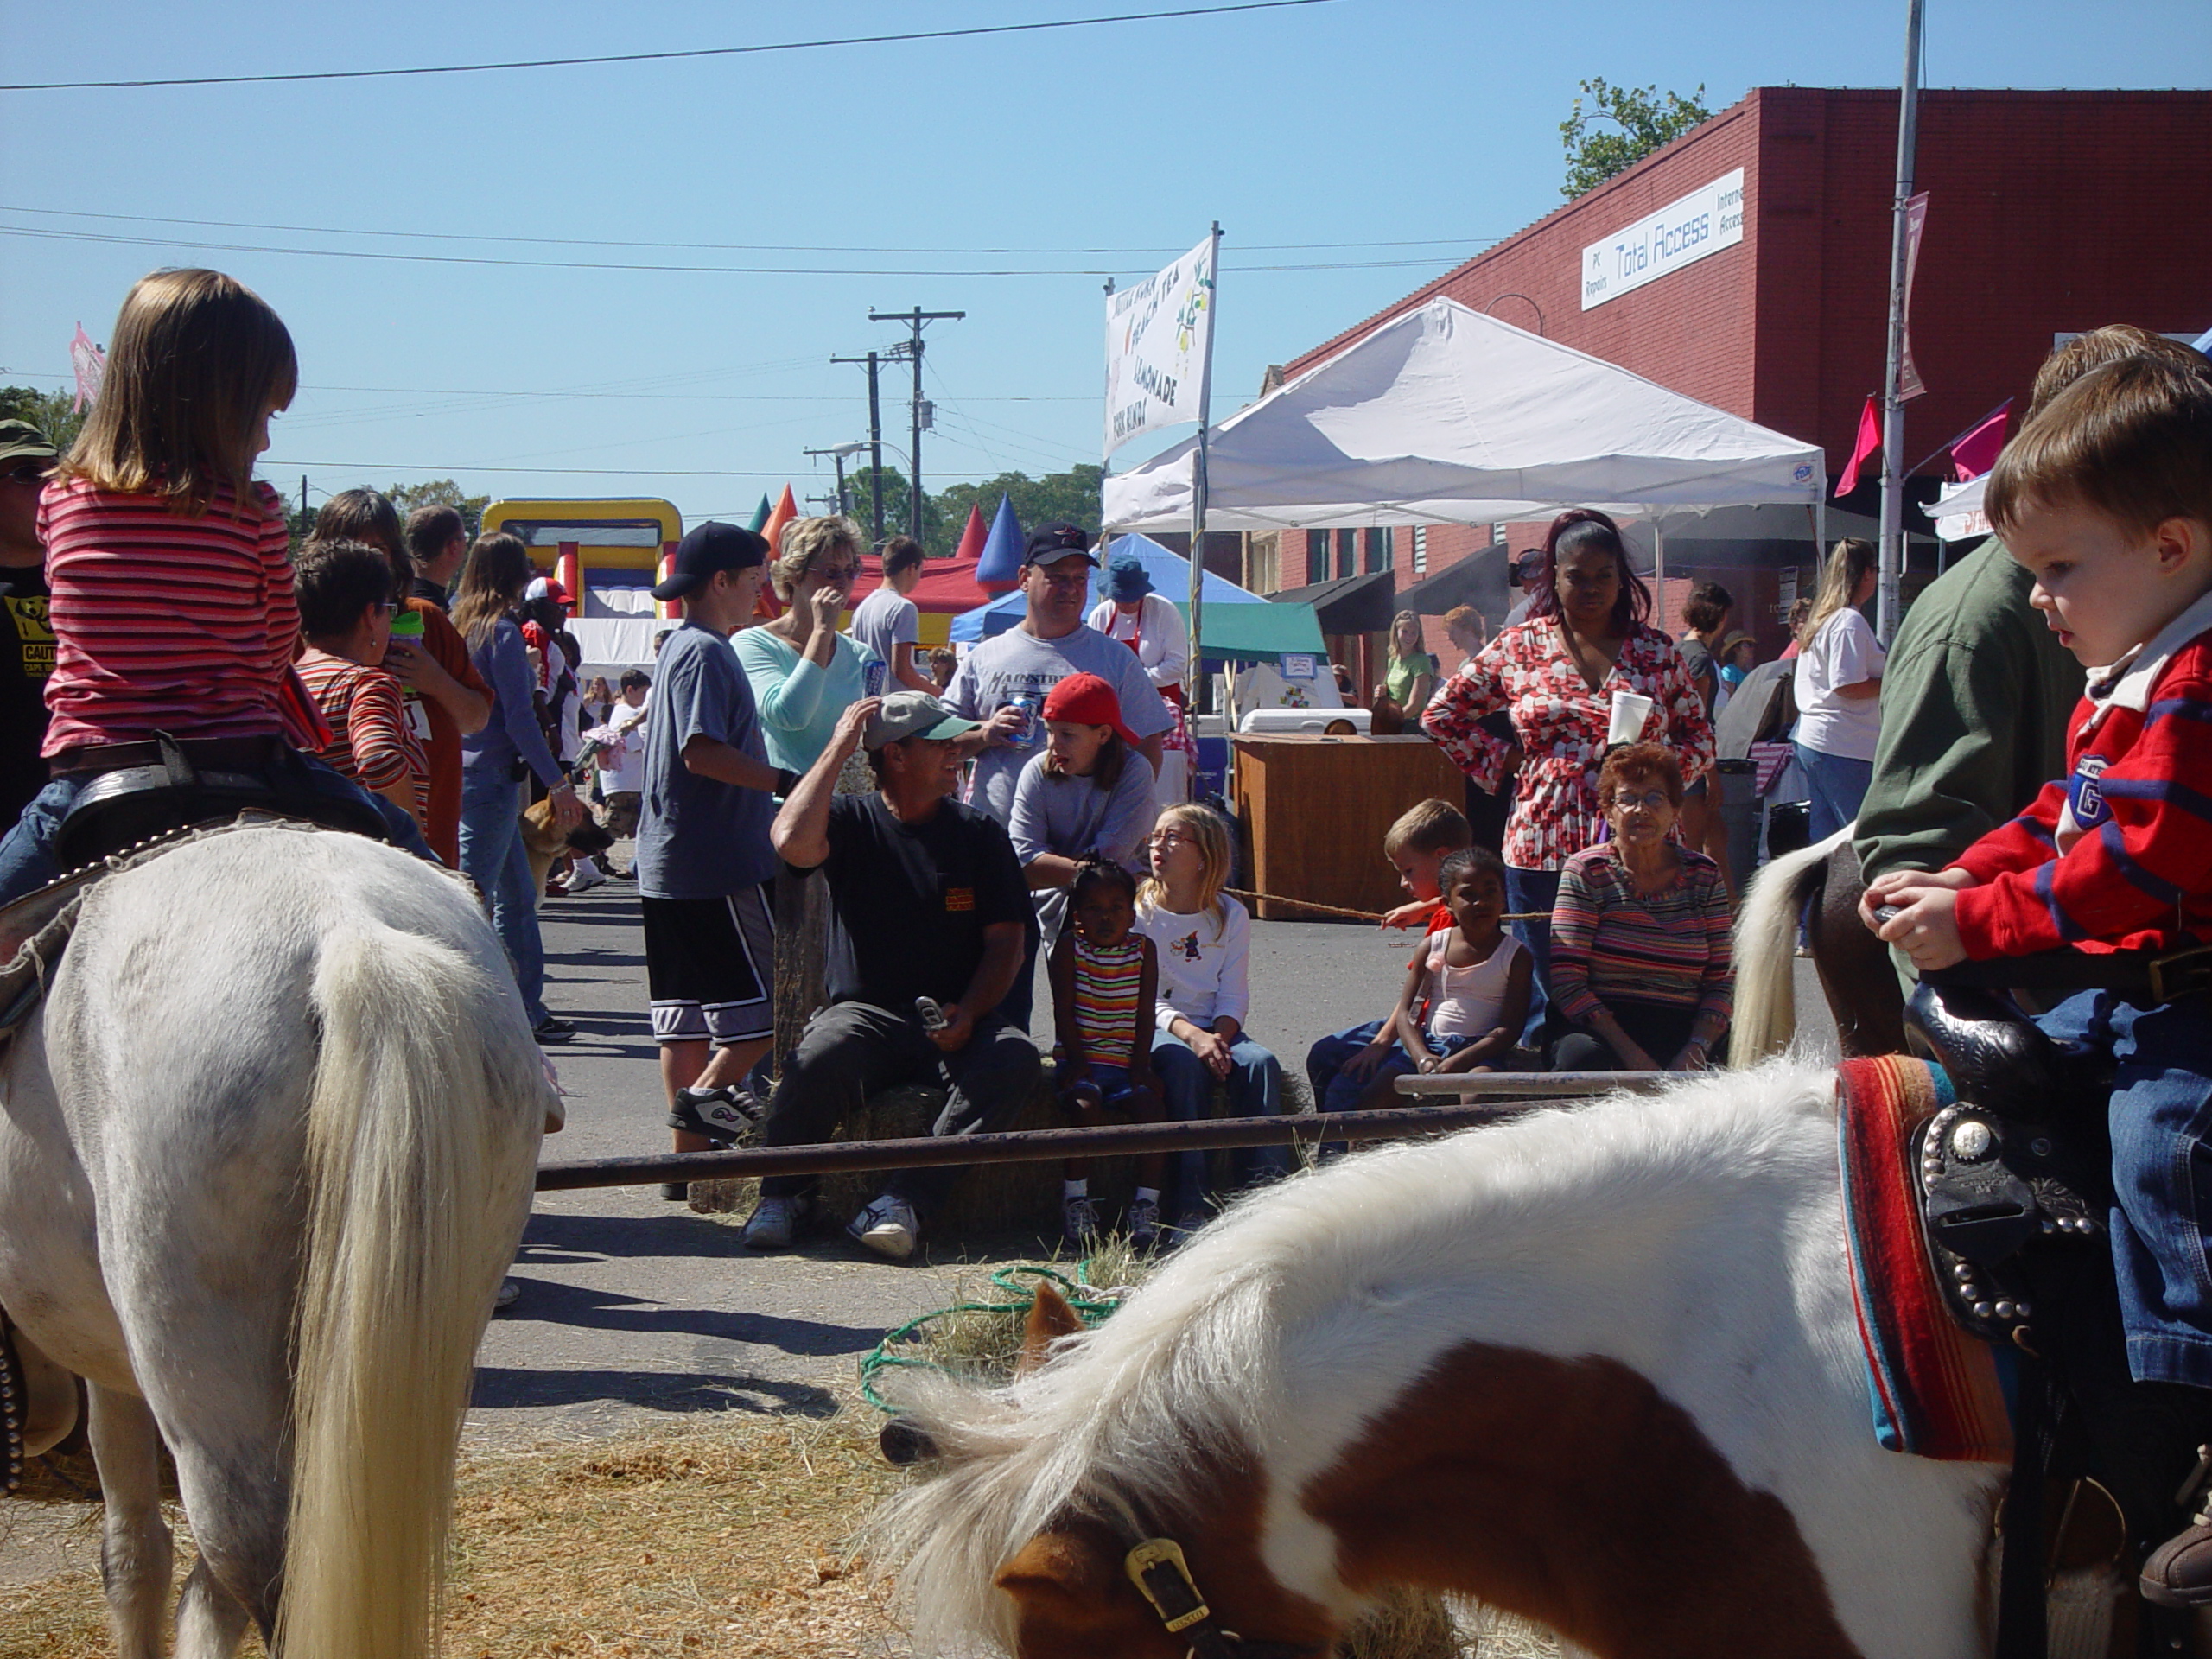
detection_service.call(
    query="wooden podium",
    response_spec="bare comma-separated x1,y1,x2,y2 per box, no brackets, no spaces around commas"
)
1230,734,1471,919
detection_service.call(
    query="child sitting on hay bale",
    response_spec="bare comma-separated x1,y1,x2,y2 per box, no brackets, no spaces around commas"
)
1048,859,1166,1250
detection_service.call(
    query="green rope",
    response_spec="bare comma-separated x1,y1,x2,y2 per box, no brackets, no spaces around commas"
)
859,1260,1127,1414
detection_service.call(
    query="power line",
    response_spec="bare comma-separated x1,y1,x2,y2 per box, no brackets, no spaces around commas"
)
262,458,1030,481
0,202,1498,260
0,221,1466,278
1,1,1338,92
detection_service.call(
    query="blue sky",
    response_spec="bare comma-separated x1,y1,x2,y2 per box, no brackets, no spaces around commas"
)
3,0,2205,528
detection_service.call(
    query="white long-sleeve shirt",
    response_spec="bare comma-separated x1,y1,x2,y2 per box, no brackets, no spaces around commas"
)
1089,593,1188,691
1137,892,1252,1033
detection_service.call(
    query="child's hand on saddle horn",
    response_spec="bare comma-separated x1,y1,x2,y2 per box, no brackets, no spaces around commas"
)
1858,866,1974,935
1873,885,1968,972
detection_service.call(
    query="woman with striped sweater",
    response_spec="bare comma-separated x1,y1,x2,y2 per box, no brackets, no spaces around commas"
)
1547,742,1734,1072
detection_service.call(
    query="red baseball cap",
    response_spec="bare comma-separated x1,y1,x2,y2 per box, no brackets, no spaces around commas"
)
525,575,572,607
1041,672,1141,746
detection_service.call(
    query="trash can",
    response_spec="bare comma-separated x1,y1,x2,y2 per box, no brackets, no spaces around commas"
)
1715,759,1758,882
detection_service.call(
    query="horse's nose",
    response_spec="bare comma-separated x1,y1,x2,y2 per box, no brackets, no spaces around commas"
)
879,1417,939,1466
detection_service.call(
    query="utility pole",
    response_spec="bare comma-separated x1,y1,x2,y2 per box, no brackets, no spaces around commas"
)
830,349,887,543
803,445,852,518
869,306,964,543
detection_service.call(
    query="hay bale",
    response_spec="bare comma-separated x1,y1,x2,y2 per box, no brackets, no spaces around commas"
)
1339,1590,1473,1658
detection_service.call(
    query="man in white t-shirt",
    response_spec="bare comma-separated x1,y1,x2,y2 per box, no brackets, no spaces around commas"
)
592,669,652,839
847,535,936,694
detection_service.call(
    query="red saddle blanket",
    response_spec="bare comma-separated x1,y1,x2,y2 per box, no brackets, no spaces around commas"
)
1836,1054,2015,1462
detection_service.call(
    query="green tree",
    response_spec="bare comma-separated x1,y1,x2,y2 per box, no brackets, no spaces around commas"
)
842,465,949,552
384,478,490,540
1560,79,1712,198
930,465,1104,558
0,385,89,455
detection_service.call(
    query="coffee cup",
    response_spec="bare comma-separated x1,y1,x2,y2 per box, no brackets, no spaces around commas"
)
1607,690,1654,747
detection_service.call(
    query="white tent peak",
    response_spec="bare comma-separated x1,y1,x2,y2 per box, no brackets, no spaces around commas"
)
1103,297,1825,533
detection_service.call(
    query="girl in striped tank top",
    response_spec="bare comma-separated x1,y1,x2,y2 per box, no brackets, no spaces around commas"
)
1047,859,1166,1250
0,270,435,907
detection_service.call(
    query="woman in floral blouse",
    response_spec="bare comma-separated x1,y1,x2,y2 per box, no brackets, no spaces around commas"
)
1421,509,1713,1035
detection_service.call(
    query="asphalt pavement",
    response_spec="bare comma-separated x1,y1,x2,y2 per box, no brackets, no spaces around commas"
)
474,873,1839,1446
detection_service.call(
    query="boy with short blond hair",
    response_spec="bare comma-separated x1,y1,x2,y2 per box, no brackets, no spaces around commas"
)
1306,798,1474,1106
1865,353,2212,1604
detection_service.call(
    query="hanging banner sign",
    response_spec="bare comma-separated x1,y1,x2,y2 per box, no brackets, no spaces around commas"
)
1580,168,1745,311
1897,191,1930,401
1103,233,1216,458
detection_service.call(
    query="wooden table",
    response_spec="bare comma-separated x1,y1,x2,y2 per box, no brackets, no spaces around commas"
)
1230,734,1471,918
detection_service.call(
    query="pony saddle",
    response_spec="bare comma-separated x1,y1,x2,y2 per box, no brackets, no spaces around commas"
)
51,732,391,871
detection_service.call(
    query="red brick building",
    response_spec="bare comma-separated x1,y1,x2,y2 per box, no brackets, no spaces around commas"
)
1246,86,2212,675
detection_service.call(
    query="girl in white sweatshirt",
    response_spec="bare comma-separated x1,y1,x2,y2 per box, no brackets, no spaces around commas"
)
1135,803,1290,1234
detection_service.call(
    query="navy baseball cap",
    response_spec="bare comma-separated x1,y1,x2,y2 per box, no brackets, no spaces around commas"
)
1022,522,1096,566
652,522,769,601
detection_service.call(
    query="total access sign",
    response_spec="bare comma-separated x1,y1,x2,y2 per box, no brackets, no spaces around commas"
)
1580,168,1745,311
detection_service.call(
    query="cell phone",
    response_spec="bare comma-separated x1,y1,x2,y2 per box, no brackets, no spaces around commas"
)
914,996,950,1033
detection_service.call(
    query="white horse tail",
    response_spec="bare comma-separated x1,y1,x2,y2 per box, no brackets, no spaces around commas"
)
276,918,542,1659
1730,823,1855,1067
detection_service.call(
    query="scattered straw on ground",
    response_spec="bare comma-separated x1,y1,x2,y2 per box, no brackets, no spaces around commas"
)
5,1242,1560,1659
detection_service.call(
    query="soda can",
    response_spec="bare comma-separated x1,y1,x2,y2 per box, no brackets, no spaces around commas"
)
863,658,888,698
1010,692,1041,745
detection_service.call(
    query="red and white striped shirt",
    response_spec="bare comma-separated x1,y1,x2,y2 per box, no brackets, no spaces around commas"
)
296,649,428,826
37,476,302,758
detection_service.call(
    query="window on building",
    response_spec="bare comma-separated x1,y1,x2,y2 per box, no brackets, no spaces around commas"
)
1363,527,1389,574
1491,523,1506,546
1306,528,1328,584
1413,525,1428,576
1336,528,1357,580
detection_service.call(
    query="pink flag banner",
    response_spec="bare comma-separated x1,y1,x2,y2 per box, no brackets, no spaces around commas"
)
1897,193,1930,402
1950,400,2012,480
1835,396,1883,498
69,324,105,412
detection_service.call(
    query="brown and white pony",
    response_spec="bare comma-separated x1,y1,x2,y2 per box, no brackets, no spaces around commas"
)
868,1062,2004,1658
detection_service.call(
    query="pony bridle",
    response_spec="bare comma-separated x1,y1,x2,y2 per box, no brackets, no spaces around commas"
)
1122,1537,1327,1659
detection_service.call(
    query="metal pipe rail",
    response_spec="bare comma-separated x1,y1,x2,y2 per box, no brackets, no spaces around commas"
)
532,1075,1669,1193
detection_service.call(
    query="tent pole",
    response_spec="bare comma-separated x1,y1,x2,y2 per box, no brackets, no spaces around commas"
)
1185,222,1222,802
1653,519,1666,631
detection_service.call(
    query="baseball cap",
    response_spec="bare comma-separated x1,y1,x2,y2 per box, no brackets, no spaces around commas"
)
652,521,770,601
1513,549,1546,582
524,575,572,607
864,691,979,750
1041,672,1141,746
1022,522,1096,567
0,420,59,471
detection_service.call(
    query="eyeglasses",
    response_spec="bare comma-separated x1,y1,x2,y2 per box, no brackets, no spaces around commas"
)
1147,829,1193,848
1611,789,1672,811
0,463,47,486
817,563,860,582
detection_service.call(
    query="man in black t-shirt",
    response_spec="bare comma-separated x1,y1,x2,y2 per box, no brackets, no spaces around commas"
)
0,420,59,825
746,691,1041,1259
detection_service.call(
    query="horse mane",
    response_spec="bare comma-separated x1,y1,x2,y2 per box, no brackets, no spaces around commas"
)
867,1060,1843,1651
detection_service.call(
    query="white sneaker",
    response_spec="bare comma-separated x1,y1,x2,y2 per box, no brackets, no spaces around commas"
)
1062,1192,1100,1249
743,1193,809,1249
560,862,607,893
847,1193,919,1260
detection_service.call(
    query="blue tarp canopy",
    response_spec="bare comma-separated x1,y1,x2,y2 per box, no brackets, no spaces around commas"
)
947,534,1323,664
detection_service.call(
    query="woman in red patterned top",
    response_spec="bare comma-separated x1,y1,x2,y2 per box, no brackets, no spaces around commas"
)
0,269,434,906
1421,510,1713,1036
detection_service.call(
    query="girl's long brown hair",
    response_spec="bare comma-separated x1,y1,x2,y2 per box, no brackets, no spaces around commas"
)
451,533,534,650
61,269,297,515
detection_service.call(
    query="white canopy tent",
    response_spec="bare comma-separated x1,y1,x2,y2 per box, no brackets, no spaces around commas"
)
1102,301,1827,584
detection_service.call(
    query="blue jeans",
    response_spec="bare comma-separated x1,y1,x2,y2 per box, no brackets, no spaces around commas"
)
459,766,547,1027
0,750,435,911
1150,1027,1288,1214
1320,1029,1476,1113
1506,866,1560,1045
1306,1018,1387,1107
1796,743,1874,844
2038,989,2212,1387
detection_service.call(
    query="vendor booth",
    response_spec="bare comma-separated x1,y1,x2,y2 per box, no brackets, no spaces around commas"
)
1103,297,1828,921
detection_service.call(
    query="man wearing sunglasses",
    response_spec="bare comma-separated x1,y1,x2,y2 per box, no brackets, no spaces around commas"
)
0,420,58,826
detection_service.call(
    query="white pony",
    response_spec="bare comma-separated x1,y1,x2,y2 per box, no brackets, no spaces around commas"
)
0,823,549,1659
871,1061,2005,1659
